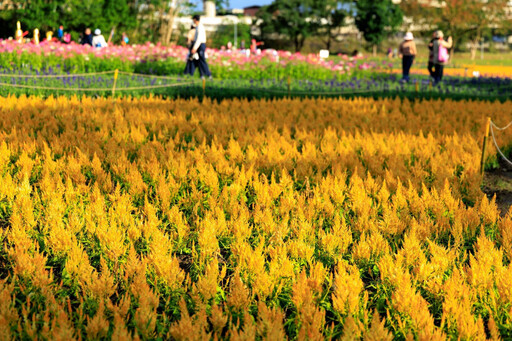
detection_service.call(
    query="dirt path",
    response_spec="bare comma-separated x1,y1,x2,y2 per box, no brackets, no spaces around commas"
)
482,166,512,217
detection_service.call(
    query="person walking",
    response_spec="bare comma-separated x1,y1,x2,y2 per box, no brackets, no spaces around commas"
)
184,24,198,76
432,30,453,85
92,29,108,48
191,15,212,79
398,32,416,82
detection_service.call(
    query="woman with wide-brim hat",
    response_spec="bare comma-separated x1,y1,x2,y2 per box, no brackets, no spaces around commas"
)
398,32,417,82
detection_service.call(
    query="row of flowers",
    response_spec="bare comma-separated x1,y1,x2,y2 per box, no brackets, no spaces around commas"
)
0,40,381,78
3,40,511,79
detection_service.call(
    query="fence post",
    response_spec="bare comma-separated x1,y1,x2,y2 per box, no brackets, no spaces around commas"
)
202,78,206,98
480,117,491,176
287,76,291,97
112,69,119,97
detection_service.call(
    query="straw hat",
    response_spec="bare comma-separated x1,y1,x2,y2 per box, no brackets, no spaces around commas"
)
404,32,414,41
94,29,101,35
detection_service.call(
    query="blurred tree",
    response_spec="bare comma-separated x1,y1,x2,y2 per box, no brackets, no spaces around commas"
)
133,0,193,44
312,0,352,51
401,0,511,59
59,0,105,35
354,0,403,56
3,0,64,33
213,0,230,12
103,0,135,33
399,0,432,28
2,0,196,44
159,0,195,45
210,22,251,48
3,0,138,42
257,0,319,52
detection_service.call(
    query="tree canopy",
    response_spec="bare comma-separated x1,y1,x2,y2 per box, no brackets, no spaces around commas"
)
258,0,352,52
400,0,511,58
258,0,319,52
312,0,351,51
0,0,196,43
354,0,403,54
2,0,137,40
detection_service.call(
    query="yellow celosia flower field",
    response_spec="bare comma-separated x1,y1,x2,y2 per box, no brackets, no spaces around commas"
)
0,95,512,339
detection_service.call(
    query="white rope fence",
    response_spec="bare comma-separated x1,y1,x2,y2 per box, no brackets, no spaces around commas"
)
117,71,184,80
114,81,199,91
0,70,201,92
0,71,383,96
0,70,115,78
2,70,508,98
490,119,512,167
0,81,199,92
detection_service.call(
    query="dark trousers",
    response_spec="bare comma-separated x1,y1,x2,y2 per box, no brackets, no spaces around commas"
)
402,55,414,80
184,58,196,76
434,64,444,84
196,43,211,78
427,61,435,78
184,44,196,76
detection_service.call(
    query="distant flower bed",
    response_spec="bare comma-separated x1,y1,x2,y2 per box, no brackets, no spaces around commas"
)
0,40,385,80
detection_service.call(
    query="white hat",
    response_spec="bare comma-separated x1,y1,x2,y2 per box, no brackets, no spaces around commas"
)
436,30,444,38
94,29,101,35
404,32,414,41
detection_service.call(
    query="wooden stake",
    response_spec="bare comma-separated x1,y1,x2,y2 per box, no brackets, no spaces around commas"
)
480,117,491,176
112,69,118,97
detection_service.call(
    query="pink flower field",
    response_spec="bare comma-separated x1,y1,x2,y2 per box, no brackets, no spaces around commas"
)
0,40,380,74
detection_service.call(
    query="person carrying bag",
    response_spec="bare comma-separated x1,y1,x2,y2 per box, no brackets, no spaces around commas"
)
432,30,453,85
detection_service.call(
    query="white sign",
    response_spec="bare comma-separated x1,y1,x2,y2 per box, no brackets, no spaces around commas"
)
319,50,329,59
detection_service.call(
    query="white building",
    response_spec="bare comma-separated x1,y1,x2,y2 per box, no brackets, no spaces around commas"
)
172,1,255,47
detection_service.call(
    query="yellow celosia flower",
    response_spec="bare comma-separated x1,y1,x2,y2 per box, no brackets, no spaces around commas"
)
0,95,510,339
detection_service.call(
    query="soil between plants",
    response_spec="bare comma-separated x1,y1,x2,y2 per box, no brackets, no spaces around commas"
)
482,165,512,217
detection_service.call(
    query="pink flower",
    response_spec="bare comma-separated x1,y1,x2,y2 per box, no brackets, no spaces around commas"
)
0,39,378,74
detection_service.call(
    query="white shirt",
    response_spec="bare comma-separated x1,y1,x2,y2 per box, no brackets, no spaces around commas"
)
193,22,206,51
92,35,108,48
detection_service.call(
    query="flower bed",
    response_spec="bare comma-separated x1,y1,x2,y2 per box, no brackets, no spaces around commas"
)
0,40,383,80
0,70,510,103
0,95,511,339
